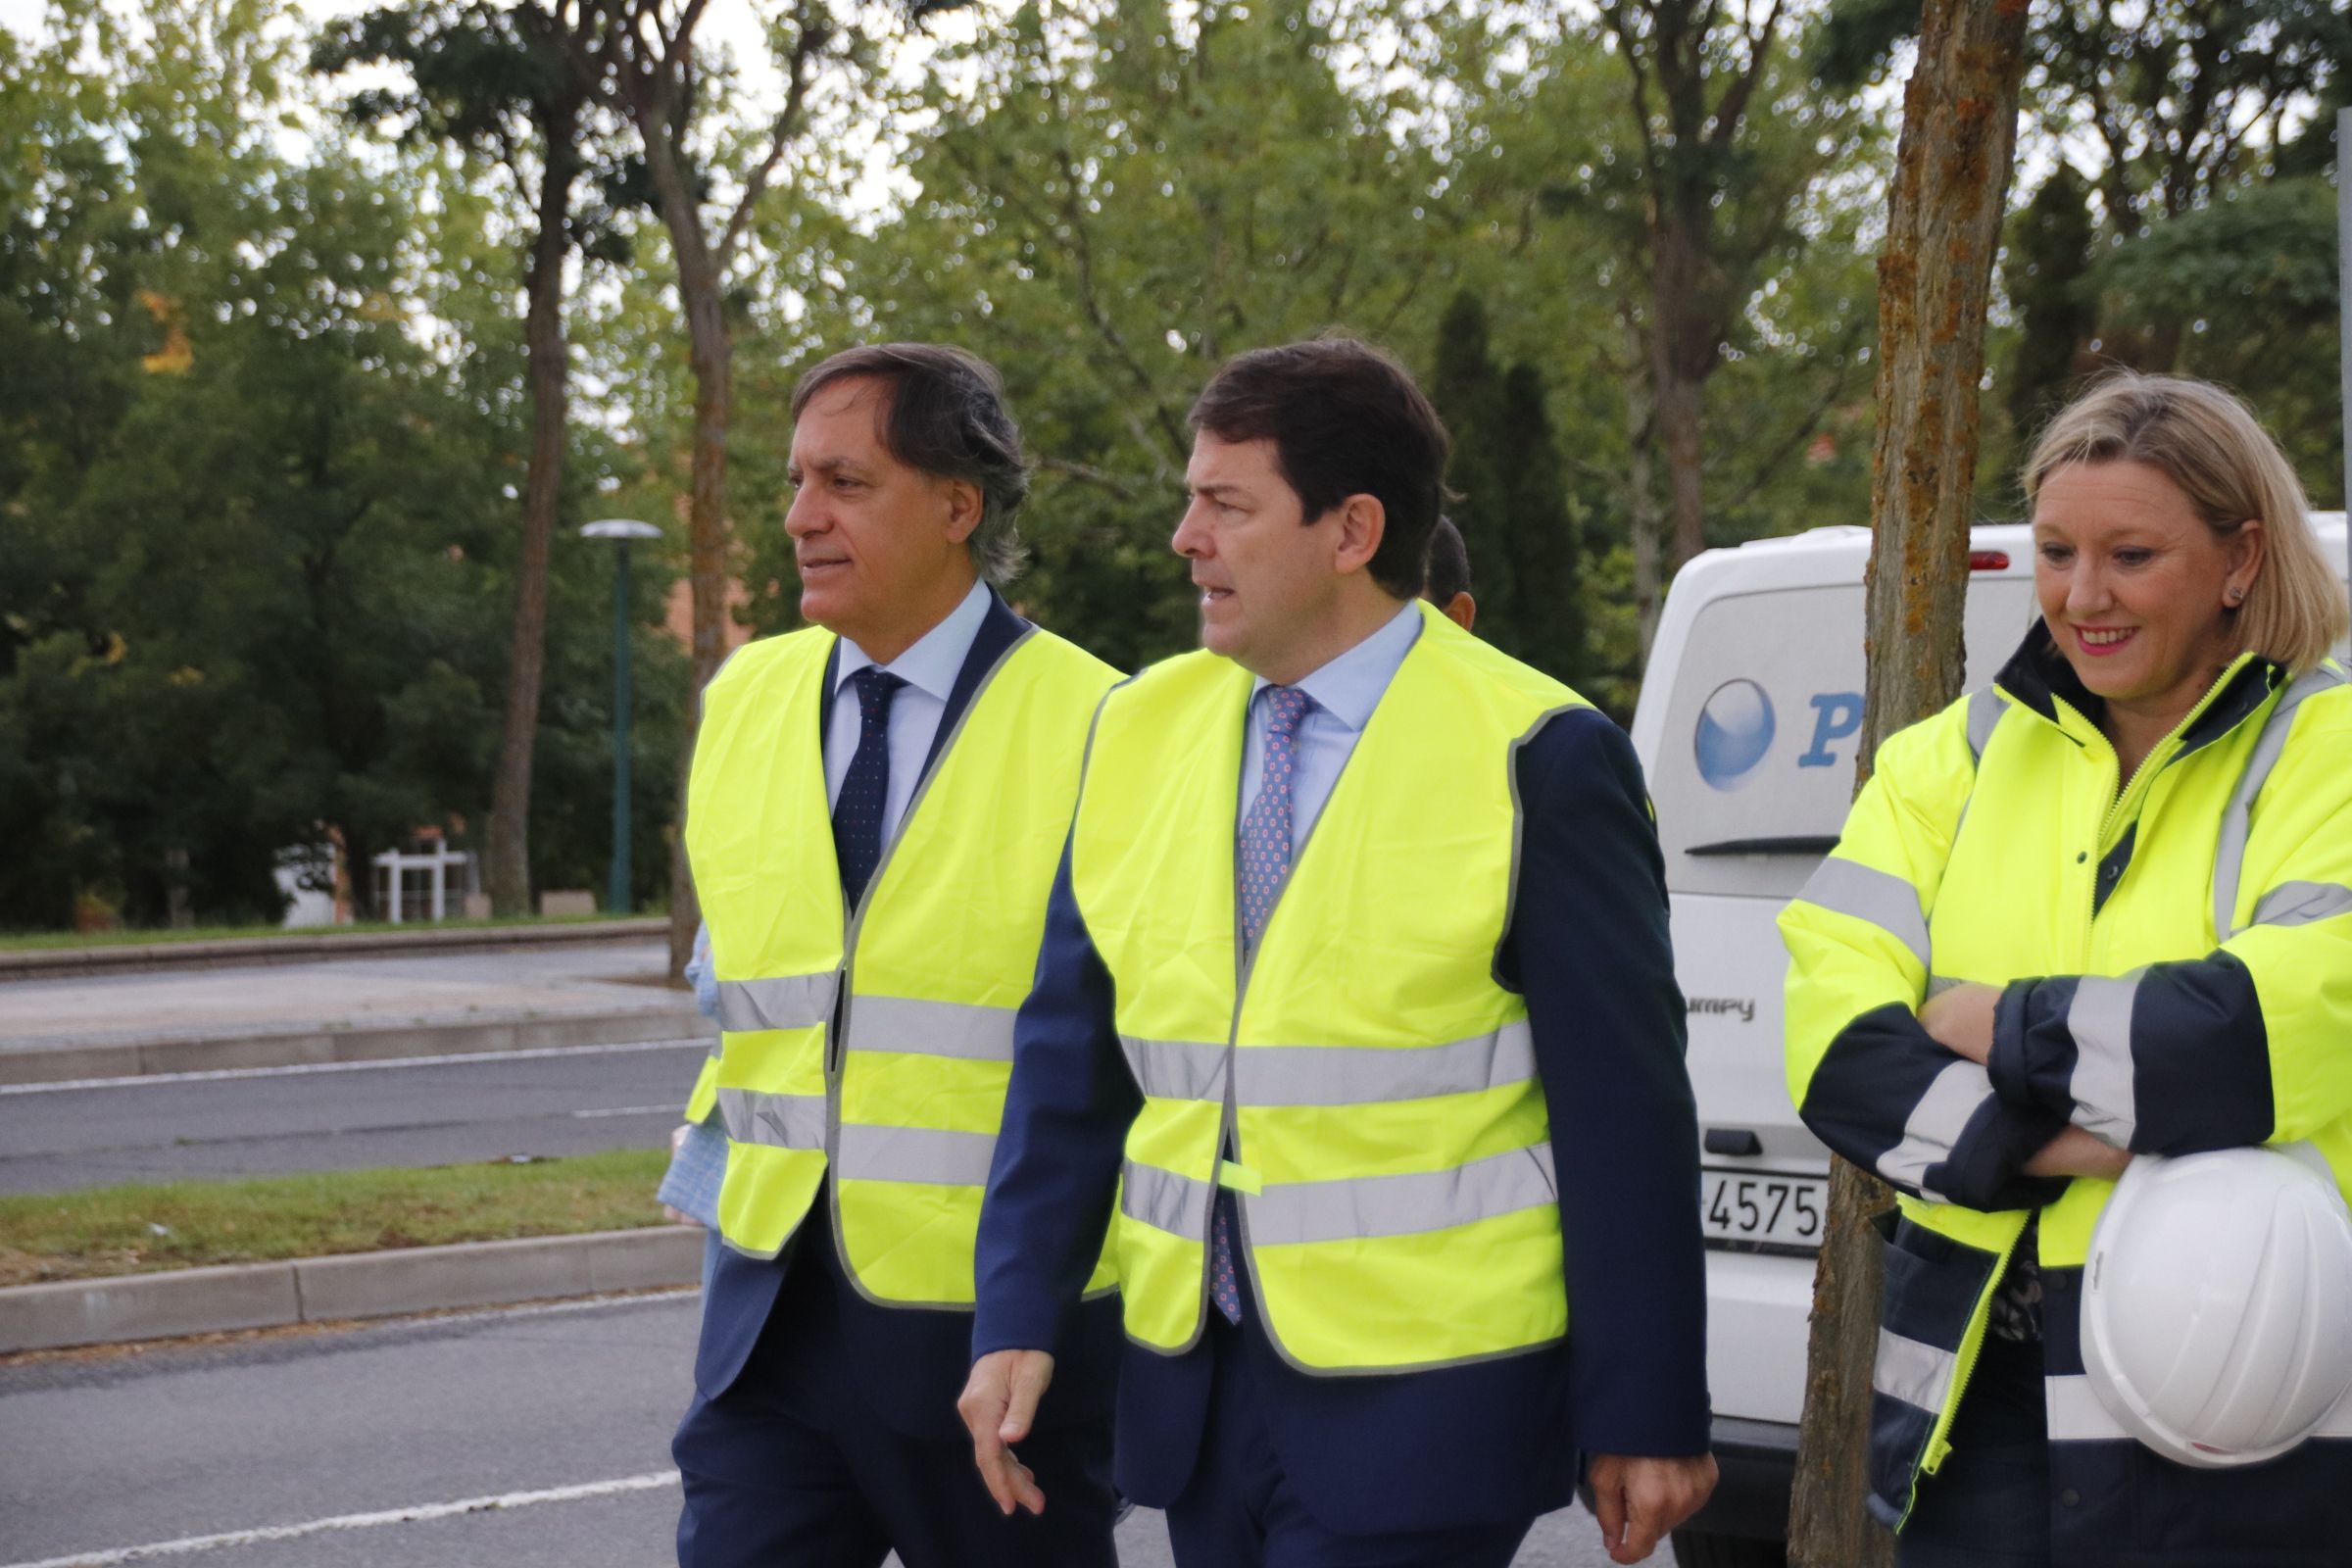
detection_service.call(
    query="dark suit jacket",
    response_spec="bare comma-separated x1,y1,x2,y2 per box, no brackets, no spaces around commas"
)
972,701,1710,1534
696,589,1122,1441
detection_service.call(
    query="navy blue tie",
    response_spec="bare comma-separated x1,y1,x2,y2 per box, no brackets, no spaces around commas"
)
833,667,905,907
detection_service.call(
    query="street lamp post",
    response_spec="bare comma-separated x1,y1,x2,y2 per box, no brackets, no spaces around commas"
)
582,519,662,915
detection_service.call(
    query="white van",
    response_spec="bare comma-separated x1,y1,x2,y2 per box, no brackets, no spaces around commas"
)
1628,515,2351,1567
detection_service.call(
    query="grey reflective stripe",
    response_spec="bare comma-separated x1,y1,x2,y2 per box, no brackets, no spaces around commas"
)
2250,881,2352,930
1236,1022,1537,1106
716,972,840,1033
1925,975,1965,1000
1247,1144,1556,1247
843,997,1016,1062
2067,972,2140,1148
1120,1036,1228,1102
1875,1060,1989,1204
1873,1327,1960,1413
1121,1159,1213,1240
834,1124,998,1187
1796,857,1932,971
2038,1374,2348,1444
2043,1373,2131,1442
715,1087,827,1151
2215,664,2348,938
1965,687,2003,760
1122,1025,1539,1107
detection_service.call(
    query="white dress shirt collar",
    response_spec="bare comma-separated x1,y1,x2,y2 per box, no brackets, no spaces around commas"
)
833,578,992,704
1250,598,1424,733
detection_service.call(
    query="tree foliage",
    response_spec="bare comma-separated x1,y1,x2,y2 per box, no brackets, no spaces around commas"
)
0,0,680,929
1,0,2341,932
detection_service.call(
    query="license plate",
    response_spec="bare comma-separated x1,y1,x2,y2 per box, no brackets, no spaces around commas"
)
1701,1167,1828,1253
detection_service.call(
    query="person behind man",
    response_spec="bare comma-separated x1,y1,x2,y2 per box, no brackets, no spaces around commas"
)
673,343,1125,1568
959,337,1716,1567
1424,513,1476,630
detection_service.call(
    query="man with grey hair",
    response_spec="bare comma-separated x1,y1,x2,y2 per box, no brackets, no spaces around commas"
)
671,343,1126,1567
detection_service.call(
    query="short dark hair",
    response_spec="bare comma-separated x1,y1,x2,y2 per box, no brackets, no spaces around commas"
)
790,342,1030,584
1187,337,1449,599
1424,514,1470,605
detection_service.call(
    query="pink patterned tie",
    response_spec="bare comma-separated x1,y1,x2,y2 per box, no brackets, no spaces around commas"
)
1213,685,1313,1323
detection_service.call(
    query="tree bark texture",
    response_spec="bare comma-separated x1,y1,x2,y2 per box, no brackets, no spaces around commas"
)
1647,211,1716,572
1788,1,2028,1564
637,122,733,975
1599,0,1800,625
485,117,581,917
1621,313,1667,654
669,281,731,976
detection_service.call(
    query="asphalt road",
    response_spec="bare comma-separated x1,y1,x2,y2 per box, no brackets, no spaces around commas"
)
0,1294,1659,1567
0,1039,710,1194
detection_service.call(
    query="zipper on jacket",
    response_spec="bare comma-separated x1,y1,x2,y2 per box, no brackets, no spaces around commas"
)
1916,1221,2028,1484
2056,662,2254,932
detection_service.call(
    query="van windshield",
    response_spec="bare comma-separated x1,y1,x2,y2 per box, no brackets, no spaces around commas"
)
1650,580,2038,900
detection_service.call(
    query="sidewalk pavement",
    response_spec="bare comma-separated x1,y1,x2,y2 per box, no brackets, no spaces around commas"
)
0,1227,705,1354
0,916,670,982
0,939,704,1085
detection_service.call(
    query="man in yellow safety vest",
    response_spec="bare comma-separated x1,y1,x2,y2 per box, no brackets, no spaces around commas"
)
959,337,1718,1567
672,343,1124,1568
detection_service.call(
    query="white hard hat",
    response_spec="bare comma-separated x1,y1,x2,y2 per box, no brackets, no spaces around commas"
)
2082,1142,2352,1469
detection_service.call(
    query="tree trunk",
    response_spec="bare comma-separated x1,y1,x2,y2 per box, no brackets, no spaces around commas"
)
1649,219,1712,573
485,121,581,917
1623,314,1667,655
668,304,729,977
640,122,734,979
1788,1,2029,1564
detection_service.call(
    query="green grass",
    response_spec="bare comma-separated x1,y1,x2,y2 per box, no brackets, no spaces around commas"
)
0,1150,675,1287
0,911,655,955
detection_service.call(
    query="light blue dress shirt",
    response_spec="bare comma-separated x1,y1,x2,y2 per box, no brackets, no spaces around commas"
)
1239,599,1423,857
825,578,991,851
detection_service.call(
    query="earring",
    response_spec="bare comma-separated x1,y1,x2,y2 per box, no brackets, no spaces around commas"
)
2227,586,2246,605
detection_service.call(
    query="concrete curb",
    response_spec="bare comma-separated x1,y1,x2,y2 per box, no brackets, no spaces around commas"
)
0,1227,704,1353
0,1004,710,1087
0,918,671,984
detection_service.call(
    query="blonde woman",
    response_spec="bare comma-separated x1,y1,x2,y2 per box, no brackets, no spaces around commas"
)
1783,373,2352,1565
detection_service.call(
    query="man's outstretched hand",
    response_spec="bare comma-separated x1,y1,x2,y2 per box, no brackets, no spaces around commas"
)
1588,1451,1717,1564
957,1348,1057,1516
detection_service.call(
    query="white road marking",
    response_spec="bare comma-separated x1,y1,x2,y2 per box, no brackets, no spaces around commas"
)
0,1037,709,1097
0,1471,682,1567
569,1103,680,1119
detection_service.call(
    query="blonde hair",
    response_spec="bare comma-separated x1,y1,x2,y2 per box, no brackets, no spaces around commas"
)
2024,372,2346,675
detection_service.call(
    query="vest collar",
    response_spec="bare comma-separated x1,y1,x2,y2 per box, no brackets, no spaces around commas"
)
1992,620,2282,761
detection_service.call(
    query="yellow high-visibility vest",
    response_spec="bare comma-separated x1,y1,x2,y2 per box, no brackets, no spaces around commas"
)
1072,601,1588,1372
1783,644,2352,1529
684,617,1120,1305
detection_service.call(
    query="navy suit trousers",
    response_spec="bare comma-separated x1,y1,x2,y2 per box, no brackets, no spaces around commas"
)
1157,1314,1533,1568
676,1214,1119,1568
1114,1206,1574,1553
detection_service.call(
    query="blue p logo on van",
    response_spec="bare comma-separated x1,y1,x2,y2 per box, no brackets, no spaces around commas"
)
1694,679,1775,791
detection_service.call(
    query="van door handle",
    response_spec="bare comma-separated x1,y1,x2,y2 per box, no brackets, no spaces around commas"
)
1703,1128,1763,1156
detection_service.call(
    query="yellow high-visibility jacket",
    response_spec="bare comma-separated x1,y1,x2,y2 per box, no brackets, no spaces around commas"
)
1783,624,2352,1559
